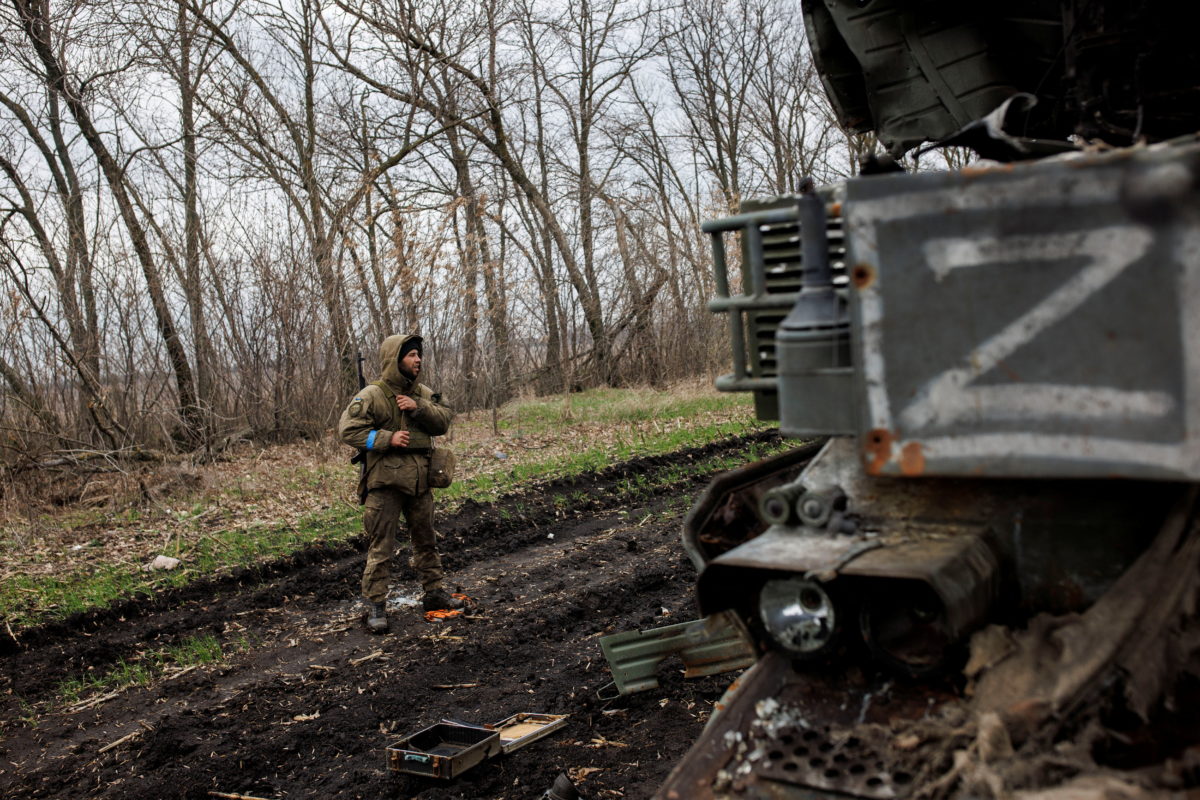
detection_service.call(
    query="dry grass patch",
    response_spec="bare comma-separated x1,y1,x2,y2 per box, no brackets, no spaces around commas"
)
0,381,767,627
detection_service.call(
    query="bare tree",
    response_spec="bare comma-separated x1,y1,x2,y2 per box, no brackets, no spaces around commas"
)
0,0,865,466
660,0,767,211
331,0,627,384
13,0,202,445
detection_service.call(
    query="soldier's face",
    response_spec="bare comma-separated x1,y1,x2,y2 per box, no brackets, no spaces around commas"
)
401,349,421,377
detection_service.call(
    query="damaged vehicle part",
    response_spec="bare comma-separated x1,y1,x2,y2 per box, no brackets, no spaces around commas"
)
658,2,1200,793
802,0,1200,157
599,612,756,696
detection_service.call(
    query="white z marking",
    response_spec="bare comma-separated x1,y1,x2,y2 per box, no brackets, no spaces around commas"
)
898,226,1171,430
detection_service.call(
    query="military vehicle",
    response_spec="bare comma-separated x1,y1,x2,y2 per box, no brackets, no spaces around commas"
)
659,3,1200,798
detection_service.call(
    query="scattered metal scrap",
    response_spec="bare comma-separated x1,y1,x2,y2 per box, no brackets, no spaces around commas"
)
598,611,756,696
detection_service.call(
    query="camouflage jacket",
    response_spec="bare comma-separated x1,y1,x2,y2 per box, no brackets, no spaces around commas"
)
337,334,453,494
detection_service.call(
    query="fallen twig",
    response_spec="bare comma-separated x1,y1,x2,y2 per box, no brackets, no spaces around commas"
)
65,688,122,714
589,736,629,748
9,447,167,474
208,793,275,800
163,664,199,682
349,649,383,666
431,683,479,690
98,729,142,753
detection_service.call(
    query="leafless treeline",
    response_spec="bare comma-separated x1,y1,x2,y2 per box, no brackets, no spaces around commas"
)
0,0,857,462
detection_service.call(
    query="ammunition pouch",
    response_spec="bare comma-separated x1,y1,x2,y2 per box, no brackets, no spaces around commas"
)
429,447,456,489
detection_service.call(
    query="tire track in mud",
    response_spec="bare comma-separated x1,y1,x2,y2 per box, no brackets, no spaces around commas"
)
0,430,780,800
0,429,775,700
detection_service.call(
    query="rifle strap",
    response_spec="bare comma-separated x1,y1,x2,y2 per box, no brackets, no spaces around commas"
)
371,379,410,433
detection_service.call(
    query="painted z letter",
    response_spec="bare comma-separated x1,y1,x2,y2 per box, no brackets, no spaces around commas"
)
898,226,1171,430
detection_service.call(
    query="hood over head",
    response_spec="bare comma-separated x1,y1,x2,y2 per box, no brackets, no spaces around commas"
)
379,333,422,391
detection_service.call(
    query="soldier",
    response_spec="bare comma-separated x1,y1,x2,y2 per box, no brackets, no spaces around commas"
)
338,333,462,634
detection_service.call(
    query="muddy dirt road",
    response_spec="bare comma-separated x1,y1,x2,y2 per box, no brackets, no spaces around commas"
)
0,432,781,800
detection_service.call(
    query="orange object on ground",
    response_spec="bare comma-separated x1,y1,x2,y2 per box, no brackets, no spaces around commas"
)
424,609,463,622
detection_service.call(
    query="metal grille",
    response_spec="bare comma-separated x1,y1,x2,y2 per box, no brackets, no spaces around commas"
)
755,723,911,799
703,192,847,415
753,209,847,378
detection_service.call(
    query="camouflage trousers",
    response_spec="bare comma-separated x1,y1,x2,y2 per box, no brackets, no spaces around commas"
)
361,487,444,602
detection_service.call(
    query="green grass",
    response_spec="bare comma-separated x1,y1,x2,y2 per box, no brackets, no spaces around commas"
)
165,632,226,666
0,505,361,630
50,633,235,711
4,385,791,710
503,386,741,430
440,415,773,506
1,386,778,633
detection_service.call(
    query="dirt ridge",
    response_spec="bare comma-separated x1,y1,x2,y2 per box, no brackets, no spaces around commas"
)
0,432,781,800
1,429,778,661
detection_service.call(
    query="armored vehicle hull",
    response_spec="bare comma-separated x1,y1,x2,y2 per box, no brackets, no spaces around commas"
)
660,113,1200,798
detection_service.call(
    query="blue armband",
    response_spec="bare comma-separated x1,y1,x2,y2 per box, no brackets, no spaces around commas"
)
366,430,379,450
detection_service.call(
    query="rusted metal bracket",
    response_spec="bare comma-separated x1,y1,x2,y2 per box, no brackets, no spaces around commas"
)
599,611,756,696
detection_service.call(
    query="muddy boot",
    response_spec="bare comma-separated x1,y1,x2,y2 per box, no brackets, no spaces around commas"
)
364,600,389,634
421,589,464,612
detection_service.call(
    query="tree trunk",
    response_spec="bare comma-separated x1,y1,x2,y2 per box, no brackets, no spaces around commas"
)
178,4,215,444
17,0,201,446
